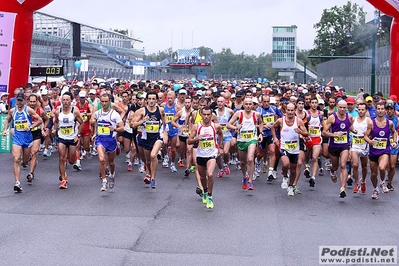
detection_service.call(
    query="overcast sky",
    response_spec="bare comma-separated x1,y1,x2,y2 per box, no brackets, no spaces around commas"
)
40,0,376,56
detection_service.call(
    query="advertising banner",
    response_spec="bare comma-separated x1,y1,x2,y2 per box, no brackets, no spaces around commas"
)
0,11,16,93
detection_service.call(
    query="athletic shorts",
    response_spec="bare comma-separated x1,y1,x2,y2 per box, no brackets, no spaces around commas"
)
58,137,77,148
305,136,322,149
13,132,33,149
122,131,134,140
95,136,117,153
223,136,232,143
260,135,274,149
178,135,188,142
31,129,42,141
279,149,299,164
328,146,350,158
237,140,257,152
351,147,369,157
322,136,329,144
196,156,217,167
369,154,389,163
138,135,163,151
299,138,306,152
390,147,399,155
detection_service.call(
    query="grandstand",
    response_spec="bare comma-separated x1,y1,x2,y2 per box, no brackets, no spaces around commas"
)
31,12,145,80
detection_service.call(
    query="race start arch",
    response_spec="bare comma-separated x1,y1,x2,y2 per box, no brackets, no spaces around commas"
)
367,0,399,97
0,0,53,98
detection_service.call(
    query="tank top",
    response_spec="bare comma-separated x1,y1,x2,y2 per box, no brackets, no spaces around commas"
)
307,110,322,137
58,106,77,140
31,107,41,131
259,106,277,137
124,110,134,134
95,109,117,138
143,106,162,139
351,116,368,149
328,112,351,148
369,118,391,156
178,107,192,137
196,122,218,158
237,111,257,142
13,106,32,133
217,108,232,138
164,103,178,135
386,115,398,147
280,117,300,154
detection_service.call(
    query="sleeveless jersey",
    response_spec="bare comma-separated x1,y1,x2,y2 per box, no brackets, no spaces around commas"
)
13,106,32,132
95,109,121,138
164,103,178,136
31,107,41,131
196,122,218,158
217,108,232,138
76,101,90,131
328,112,351,148
143,106,162,139
351,116,368,149
237,111,257,142
58,106,77,140
369,118,391,156
177,107,192,137
280,117,300,154
386,115,399,147
307,110,322,137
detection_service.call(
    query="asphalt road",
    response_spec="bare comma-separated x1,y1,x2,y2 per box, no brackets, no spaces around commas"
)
0,150,398,266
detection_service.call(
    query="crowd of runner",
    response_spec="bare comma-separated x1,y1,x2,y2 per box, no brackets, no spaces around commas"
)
2,77,398,208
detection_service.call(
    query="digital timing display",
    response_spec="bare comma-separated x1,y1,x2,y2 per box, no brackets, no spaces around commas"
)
30,66,64,76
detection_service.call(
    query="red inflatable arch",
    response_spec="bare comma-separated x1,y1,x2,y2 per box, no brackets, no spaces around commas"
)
367,0,399,97
0,0,53,98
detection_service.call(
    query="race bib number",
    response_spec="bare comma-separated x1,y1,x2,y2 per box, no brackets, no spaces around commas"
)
308,127,320,136
284,140,298,151
145,121,159,133
334,134,347,144
263,115,274,124
97,124,111,136
352,136,364,145
199,138,215,149
220,123,227,132
390,138,395,145
165,113,174,122
46,112,52,118
60,126,73,135
374,138,387,149
15,120,28,131
241,130,254,140
82,114,88,122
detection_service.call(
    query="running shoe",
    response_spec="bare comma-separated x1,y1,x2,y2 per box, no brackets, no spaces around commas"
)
218,169,224,178
196,186,203,197
162,156,169,168
309,177,315,187
184,168,190,177
143,174,150,184
108,174,115,189
133,157,140,165
380,182,389,194
330,170,337,183
293,186,301,194
242,177,248,190
59,180,68,189
372,189,379,200
202,192,208,204
190,166,196,173
73,162,82,171
361,182,366,194
339,187,347,198
206,196,214,209
178,159,185,167
387,183,395,191
101,179,108,192
125,152,131,163
353,183,360,193
304,166,311,178
347,176,353,186
14,181,22,193
170,163,177,173
223,164,230,175
26,172,34,183
255,159,261,174
325,161,330,171
267,170,276,182
91,148,98,156
139,163,145,173
127,163,133,172
318,167,324,176
236,161,241,170
248,182,254,190
281,176,289,190
287,186,294,196
43,149,51,157
150,179,156,189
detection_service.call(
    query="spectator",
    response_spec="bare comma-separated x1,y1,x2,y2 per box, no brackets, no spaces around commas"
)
0,92,9,113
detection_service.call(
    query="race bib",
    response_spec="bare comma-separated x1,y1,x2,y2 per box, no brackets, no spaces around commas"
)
352,136,365,145
390,137,395,145
82,114,88,122
374,138,387,149
15,120,28,131
263,115,274,124
46,112,52,118
199,138,215,149
165,113,174,122
308,127,320,136
241,130,254,140
220,123,227,132
97,124,111,136
284,140,298,151
145,121,159,133
334,134,347,144
60,126,73,135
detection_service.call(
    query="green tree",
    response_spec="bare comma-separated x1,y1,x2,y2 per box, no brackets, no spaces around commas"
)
310,1,366,63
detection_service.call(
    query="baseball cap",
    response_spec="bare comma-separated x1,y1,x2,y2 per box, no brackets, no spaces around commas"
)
41,89,48,95
365,96,373,102
318,99,325,105
252,97,259,104
373,95,380,102
231,94,236,99
79,91,87,98
16,92,25,100
89,89,96,95
270,97,276,104
236,90,245,97
179,89,187,95
389,95,397,101
346,97,355,104
375,91,383,97
1,92,9,97
386,102,395,109
136,92,146,99
196,90,204,96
